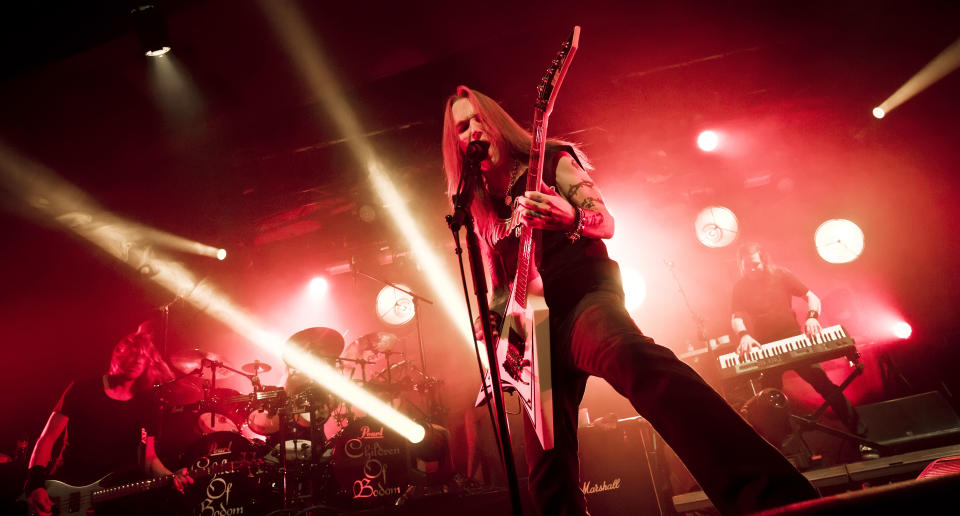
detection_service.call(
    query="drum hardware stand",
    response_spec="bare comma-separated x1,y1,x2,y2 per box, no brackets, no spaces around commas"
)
446,140,523,516
276,402,293,509
198,358,257,428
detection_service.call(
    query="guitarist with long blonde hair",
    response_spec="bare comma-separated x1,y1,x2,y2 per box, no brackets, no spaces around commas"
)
442,86,818,515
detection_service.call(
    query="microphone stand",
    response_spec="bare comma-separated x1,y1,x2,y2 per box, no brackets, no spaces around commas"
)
665,259,708,343
446,141,522,516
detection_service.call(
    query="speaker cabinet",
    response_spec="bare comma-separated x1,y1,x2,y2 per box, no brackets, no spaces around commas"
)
578,418,666,516
858,391,960,453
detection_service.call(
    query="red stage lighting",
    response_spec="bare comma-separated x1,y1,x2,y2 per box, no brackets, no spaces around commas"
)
697,130,719,152
307,276,329,298
892,321,912,339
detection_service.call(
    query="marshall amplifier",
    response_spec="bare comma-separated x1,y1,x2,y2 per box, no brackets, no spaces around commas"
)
578,417,667,516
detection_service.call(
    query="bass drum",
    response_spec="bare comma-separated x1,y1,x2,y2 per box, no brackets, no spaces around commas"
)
181,432,274,516
330,417,409,505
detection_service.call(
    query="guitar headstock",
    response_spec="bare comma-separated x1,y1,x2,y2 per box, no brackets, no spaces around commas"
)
535,26,580,114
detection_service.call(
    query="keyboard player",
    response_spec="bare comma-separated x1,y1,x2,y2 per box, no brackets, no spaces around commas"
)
730,243,866,437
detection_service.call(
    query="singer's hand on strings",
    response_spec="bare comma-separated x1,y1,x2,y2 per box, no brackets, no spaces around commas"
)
518,185,576,231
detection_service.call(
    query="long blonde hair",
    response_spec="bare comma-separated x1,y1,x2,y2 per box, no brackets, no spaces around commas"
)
108,321,175,392
441,85,590,247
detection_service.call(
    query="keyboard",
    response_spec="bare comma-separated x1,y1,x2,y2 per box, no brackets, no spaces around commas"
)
717,324,857,381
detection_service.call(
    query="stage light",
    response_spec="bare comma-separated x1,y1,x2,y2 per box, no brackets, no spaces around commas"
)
130,4,172,57
259,1,477,357
892,321,912,339
874,37,960,118
0,143,426,444
377,284,415,325
694,206,739,248
620,266,647,311
815,219,864,264
216,248,227,261
697,130,719,152
307,277,329,298
872,107,885,119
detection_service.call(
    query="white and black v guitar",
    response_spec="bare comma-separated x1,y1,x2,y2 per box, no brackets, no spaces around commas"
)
476,27,580,451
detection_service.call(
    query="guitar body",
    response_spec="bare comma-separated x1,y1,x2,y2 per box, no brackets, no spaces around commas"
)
45,476,110,516
476,294,553,450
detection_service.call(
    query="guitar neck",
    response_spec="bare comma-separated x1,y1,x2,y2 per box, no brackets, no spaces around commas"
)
92,460,247,504
512,108,549,308
92,475,173,504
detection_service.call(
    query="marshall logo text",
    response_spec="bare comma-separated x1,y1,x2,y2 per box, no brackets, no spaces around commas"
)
581,478,622,495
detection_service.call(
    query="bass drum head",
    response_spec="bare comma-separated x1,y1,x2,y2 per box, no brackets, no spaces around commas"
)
196,411,241,434
330,417,409,505
181,432,274,516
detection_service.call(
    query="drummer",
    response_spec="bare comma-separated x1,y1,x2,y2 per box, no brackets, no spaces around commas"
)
24,321,193,516
282,327,350,440
282,328,401,438
339,331,399,382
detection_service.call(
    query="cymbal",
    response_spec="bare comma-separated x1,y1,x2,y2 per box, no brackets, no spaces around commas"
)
285,327,345,364
168,349,234,378
242,360,272,374
356,331,399,353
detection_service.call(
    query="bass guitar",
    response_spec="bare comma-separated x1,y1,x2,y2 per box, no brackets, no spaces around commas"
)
40,458,260,516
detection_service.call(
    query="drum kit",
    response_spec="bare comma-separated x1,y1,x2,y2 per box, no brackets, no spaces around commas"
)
155,328,442,514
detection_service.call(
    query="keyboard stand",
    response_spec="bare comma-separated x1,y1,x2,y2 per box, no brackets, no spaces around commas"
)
785,361,888,465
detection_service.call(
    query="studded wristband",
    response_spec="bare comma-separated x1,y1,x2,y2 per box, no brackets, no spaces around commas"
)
566,206,584,242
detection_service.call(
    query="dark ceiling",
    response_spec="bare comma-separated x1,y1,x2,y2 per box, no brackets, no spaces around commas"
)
1,0,959,454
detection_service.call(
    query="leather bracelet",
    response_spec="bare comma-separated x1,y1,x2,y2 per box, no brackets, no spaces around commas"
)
807,310,819,320
566,206,584,242
23,465,47,494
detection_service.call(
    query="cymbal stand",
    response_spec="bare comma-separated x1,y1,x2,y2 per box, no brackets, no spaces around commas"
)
201,358,219,430
277,402,291,508
664,259,707,343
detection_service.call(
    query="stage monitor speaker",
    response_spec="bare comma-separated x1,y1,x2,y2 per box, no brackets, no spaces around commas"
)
857,391,960,453
578,418,666,516
917,455,960,479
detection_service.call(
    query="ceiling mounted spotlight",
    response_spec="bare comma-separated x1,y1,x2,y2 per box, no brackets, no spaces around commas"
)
131,4,171,57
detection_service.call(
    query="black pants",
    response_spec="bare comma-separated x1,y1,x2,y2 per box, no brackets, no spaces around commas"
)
522,289,818,515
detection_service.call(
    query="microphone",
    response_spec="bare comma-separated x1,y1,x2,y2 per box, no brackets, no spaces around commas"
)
465,140,490,164
663,259,674,268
